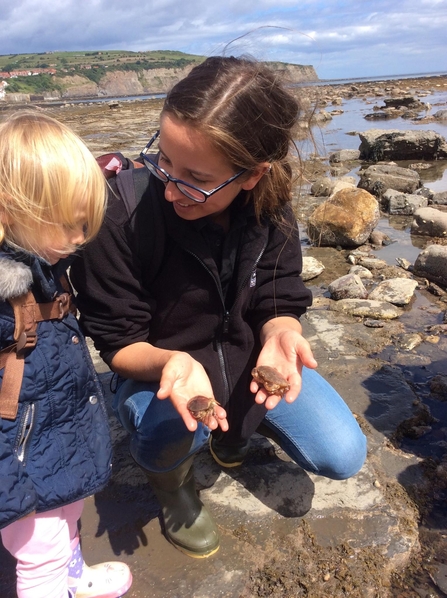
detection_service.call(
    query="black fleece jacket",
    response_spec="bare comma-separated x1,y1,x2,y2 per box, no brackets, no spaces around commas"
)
71,169,312,442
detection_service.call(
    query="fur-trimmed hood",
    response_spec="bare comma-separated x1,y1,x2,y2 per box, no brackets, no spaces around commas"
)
0,257,33,301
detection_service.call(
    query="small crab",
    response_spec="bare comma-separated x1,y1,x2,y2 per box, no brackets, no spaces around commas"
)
251,366,290,395
187,396,220,422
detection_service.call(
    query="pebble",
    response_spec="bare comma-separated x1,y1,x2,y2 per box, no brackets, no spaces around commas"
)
364,318,385,328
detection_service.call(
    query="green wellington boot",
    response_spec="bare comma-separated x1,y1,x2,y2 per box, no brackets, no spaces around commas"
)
144,456,219,558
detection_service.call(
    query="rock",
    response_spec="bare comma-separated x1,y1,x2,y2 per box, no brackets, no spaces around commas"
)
382,96,426,109
413,244,447,288
329,149,361,163
382,189,428,215
409,162,432,171
368,278,419,306
357,257,389,270
330,179,356,195
307,188,380,247
430,375,447,400
394,332,424,351
349,265,374,279
415,186,433,199
430,562,447,594
369,230,391,246
364,319,385,328
310,177,333,196
429,190,447,206
328,274,369,300
313,110,332,123
301,256,325,281
395,257,413,271
433,109,447,120
358,129,447,161
411,207,447,237
358,164,421,197
365,111,396,120
329,298,402,319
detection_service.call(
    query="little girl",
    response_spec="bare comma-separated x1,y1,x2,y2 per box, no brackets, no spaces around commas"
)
0,112,132,598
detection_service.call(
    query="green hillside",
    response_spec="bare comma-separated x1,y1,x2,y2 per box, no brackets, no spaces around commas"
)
0,50,317,97
0,49,204,71
0,50,205,93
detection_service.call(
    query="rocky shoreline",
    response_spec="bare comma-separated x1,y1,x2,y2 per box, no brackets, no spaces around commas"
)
0,74,446,597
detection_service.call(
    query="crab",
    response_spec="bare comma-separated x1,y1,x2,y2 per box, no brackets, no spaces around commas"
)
251,366,290,395
187,396,220,422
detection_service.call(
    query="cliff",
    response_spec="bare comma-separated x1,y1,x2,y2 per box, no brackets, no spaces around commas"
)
3,64,319,102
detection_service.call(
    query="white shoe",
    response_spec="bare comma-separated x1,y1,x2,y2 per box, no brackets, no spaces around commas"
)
75,561,133,598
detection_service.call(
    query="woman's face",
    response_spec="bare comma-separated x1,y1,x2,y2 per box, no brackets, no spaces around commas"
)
157,114,261,222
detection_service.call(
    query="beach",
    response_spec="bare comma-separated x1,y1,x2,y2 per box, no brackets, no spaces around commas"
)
1,73,447,597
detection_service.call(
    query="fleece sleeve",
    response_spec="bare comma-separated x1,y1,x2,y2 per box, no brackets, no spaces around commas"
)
248,206,313,334
70,191,154,365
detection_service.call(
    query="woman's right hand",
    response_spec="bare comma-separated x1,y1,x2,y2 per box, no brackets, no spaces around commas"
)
157,352,229,432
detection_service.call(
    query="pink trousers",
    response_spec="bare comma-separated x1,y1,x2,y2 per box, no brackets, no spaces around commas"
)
1,499,84,598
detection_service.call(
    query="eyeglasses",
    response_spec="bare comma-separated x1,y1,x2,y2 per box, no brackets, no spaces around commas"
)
140,130,247,204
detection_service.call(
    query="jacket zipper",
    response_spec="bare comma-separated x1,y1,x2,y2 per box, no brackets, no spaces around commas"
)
187,240,267,404
16,403,35,463
232,241,268,308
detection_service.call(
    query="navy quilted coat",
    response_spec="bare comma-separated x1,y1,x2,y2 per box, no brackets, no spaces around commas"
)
0,246,112,530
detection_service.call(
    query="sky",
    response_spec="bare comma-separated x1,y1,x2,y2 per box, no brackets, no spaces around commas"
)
1,0,446,80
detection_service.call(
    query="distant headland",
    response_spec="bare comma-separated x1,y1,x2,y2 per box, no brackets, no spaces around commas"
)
0,50,318,103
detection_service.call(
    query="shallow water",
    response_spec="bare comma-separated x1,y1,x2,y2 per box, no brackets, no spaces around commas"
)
304,88,447,191
296,85,447,270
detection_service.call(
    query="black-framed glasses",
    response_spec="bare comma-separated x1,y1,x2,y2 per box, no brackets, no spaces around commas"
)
140,130,247,204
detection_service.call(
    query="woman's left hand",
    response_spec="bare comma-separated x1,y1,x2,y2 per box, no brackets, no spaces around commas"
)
252,316,318,410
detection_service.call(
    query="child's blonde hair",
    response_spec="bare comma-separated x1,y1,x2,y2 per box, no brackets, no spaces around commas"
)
0,111,107,253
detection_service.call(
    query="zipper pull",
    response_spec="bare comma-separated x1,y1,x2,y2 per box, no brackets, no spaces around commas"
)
223,311,230,335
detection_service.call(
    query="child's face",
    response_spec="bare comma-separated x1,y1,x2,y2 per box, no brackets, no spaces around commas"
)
8,205,88,265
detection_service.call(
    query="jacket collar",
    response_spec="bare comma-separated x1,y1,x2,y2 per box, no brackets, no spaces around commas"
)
0,244,67,302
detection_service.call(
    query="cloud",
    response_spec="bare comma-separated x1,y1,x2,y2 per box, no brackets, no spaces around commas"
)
1,0,446,78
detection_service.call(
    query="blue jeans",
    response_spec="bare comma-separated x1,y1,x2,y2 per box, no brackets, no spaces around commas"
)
114,367,367,479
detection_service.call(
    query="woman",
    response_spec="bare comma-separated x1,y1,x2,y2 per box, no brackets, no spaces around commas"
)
71,56,367,559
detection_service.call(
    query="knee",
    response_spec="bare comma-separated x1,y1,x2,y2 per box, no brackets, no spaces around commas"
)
321,430,367,480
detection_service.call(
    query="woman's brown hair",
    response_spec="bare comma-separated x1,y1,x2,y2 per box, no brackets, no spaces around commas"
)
162,56,301,225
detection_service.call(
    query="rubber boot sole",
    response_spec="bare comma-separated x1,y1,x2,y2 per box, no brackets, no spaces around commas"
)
209,436,248,468
166,535,220,558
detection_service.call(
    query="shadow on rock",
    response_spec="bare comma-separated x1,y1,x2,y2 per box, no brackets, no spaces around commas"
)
195,435,315,520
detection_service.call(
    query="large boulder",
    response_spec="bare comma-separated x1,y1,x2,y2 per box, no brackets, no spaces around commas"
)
328,274,368,300
382,96,426,109
368,278,419,306
358,164,421,197
358,129,447,161
382,189,428,215
307,188,380,247
413,245,447,288
411,207,447,238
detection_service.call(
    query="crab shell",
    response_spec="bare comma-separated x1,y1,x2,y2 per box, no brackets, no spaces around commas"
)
187,396,220,421
251,366,290,395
